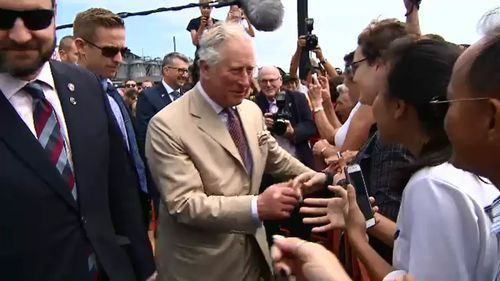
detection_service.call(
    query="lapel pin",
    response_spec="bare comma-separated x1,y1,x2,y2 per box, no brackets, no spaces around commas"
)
161,94,165,98
67,83,75,92
69,97,77,105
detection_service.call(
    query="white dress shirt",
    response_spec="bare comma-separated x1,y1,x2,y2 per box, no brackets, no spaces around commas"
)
162,79,181,102
196,82,260,223
0,61,74,168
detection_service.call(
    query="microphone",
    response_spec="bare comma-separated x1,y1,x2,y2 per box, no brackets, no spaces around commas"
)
238,0,284,31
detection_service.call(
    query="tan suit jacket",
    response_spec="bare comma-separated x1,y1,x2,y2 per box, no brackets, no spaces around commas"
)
146,87,313,281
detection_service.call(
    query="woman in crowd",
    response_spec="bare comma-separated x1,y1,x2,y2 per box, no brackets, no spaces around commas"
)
225,4,255,37
278,36,500,281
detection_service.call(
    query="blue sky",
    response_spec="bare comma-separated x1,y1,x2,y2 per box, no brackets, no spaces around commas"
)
55,0,497,70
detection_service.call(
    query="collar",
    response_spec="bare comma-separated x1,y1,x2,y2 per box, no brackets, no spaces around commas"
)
196,81,224,115
161,79,178,94
0,61,55,100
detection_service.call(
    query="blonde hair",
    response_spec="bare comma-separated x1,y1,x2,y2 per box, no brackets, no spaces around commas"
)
73,8,124,41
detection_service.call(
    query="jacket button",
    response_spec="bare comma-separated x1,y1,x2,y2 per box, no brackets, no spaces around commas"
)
81,216,87,224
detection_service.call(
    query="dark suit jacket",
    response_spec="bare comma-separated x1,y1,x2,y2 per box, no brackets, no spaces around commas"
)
135,82,173,198
0,61,155,281
255,91,316,168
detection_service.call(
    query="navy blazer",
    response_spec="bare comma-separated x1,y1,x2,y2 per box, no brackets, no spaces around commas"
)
0,61,155,281
135,83,174,199
135,83,173,157
255,91,316,168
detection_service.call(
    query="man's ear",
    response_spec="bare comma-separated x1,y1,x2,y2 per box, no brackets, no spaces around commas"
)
74,38,85,53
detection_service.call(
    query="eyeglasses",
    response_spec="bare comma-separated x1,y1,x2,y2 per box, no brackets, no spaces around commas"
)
429,96,491,105
345,58,368,75
125,83,136,88
165,66,189,75
0,8,54,31
259,77,281,84
81,38,129,58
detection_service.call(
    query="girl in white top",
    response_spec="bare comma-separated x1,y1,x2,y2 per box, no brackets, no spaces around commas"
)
332,38,500,281
334,101,362,147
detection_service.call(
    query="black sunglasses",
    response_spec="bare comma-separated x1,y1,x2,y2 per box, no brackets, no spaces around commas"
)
0,8,54,31
81,37,129,58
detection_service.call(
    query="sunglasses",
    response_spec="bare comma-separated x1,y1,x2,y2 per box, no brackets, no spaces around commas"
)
81,37,129,58
125,83,136,88
0,8,54,31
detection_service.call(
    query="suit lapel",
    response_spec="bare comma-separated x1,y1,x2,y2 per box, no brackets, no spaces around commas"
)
236,104,261,191
189,89,245,169
0,85,79,211
50,61,97,210
152,84,172,111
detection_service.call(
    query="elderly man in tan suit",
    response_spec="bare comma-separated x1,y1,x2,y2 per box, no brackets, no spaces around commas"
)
146,22,314,281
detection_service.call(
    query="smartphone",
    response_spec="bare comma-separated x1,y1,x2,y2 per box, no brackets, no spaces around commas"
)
311,73,318,81
345,164,376,228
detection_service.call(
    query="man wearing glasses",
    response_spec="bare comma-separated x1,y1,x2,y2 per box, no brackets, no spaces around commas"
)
136,51,190,221
0,1,154,280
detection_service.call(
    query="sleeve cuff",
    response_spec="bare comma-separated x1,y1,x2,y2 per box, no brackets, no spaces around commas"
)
383,270,408,281
251,196,261,223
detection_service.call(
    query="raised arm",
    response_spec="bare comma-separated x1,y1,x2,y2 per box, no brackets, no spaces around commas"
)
314,46,338,78
404,0,422,36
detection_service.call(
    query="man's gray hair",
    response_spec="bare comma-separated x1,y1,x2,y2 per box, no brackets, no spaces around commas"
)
478,7,500,37
162,52,190,68
198,22,251,66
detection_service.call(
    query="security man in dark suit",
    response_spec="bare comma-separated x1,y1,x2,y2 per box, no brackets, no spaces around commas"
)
0,0,155,280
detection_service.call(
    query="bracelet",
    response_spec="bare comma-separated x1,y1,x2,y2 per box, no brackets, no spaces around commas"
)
313,106,324,113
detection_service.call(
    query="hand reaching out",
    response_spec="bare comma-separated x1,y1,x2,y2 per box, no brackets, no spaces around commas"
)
271,235,351,281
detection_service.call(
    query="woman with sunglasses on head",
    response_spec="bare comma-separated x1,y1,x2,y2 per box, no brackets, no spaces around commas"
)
328,37,499,281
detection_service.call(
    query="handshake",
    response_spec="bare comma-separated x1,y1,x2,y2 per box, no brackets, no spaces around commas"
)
257,172,327,220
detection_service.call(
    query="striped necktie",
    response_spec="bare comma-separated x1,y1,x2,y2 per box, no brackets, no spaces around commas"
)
24,82,77,200
25,82,99,279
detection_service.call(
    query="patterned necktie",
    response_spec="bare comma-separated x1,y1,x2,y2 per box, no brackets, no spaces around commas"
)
24,82,77,200
171,90,181,100
26,82,98,279
224,107,249,169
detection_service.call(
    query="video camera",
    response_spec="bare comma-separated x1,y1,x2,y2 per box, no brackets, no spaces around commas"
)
271,92,292,136
305,18,318,51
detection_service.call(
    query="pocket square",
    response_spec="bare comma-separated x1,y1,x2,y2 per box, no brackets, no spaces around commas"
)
257,130,271,146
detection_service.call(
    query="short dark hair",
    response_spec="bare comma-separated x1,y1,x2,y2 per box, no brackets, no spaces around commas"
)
329,76,345,102
58,36,74,52
468,7,500,97
52,0,55,7
421,33,446,42
384,37,462,190
357,19,408,65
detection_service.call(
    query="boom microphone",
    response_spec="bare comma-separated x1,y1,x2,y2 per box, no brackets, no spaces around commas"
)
237,0,284,31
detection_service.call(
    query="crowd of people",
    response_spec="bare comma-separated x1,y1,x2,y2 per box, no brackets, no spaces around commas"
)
1,0,500,280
